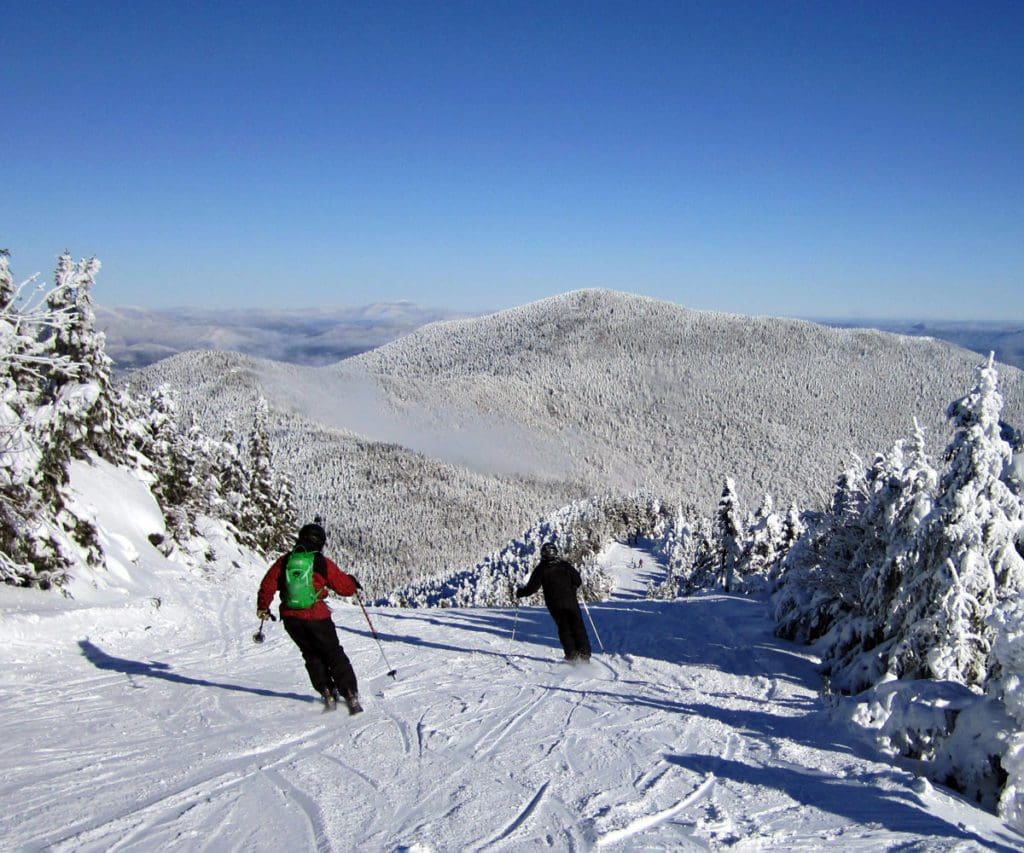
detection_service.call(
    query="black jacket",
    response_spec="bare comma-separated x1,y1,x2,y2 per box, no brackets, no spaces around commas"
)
517,556,582,609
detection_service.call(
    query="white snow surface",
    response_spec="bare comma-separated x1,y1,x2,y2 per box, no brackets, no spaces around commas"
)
1,463,1022,851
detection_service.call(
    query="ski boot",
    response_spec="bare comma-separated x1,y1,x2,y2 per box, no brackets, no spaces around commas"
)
321,689,338,712
343,691,363,715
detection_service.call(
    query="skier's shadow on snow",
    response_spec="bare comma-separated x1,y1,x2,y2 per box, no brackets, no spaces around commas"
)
375,608,555,646
348,607,559,655
78,639,315,704
547,682,833,752
345,625,553,667
642,696,852,755
664,753,1022,851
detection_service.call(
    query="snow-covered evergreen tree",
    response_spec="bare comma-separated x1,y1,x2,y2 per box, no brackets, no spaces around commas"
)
0,250,13,310
37,252,124,460
646,503,713,598
0,253,105,584
131,388,296,554
773,466,869,645
133,385,190,541
824,424,940,693
988,595,1024,831
210,419,248,531
779,502,805,563
241,396,295,555
891,355,1024,686
716,478,743,592
738,493,786,589
815,447,908,690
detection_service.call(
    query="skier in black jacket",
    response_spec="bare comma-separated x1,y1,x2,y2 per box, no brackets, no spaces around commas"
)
516,542,592,661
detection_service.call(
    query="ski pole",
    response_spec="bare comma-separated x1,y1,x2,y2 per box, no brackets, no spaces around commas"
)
356,592,397,679
581,598,605,652
252,611,276,644
506,600,520,663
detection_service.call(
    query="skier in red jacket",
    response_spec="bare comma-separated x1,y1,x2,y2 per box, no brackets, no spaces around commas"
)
257,521,363,714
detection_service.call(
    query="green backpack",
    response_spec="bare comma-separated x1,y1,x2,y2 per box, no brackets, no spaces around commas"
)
283,550,321,609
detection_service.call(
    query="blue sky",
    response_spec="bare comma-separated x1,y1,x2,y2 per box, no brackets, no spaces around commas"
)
3,1,1022,320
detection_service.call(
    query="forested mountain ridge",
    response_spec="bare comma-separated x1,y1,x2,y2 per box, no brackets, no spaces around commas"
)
130,289,1024,591
338,290,1024,502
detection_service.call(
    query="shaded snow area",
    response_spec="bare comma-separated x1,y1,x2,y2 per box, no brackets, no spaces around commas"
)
0,477,1021,850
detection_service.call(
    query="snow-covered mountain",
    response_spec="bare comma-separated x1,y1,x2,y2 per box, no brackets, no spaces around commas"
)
1,462,1020,850
130,289,1024,590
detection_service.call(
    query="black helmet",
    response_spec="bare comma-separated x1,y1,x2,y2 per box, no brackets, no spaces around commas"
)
296,522,326,551
540,542,558,559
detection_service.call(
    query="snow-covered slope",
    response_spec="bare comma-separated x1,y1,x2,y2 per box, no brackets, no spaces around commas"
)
0,466,1020,850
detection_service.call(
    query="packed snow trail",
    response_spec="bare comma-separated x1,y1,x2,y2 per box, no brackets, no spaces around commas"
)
1,542,1021,850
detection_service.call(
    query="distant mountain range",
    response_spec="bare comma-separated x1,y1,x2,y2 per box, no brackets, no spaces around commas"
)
817,318,1024,373
96,303,469,371
99,302,1024,372
127,290,1024,592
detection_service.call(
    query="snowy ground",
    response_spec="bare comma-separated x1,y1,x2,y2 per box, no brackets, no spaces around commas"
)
1,480,1022,851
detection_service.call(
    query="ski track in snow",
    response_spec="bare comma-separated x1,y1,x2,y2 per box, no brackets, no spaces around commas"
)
1,541,1022,851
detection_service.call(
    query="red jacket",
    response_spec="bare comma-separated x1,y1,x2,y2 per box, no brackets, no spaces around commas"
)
258,552,358,621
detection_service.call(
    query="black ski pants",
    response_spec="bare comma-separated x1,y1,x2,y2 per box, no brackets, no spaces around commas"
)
282,616,358,699
549,603,591,659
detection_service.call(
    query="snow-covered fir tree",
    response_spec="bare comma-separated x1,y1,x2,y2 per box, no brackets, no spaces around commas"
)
134,384,190,541
819,424,941,693
241,396,295,555
210,418,248,532
0,251,12,309
645,504,714,599
813,447,911,690
38,252,126,461
0,252,60,585
772,465,869,645
775,356,1024,692
988,595,1024,831
779,502,805,563
132,387,296,557
645,487,802,600
738,493,786,590
760,359,1024,813
715,477,743,592
891,355,1024,686
0,252,114,582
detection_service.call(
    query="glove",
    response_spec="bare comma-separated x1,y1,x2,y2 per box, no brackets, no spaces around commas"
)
350,575,363,591
257,609,271,621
